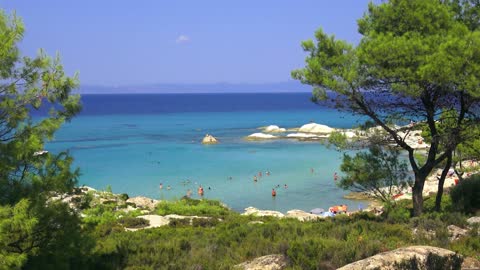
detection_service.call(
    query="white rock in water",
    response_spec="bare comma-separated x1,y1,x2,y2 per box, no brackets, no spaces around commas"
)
246,133,278,140
298,123,334,134
202,134,218,144
286,133,325,138
263,125,287,133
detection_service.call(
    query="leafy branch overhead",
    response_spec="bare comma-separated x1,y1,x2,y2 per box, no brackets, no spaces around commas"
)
293,0,480,216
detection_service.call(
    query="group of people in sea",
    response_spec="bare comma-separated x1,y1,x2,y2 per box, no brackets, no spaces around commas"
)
158,168,340,199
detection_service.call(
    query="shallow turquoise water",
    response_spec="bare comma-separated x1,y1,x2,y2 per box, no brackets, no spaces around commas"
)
47,103,368,213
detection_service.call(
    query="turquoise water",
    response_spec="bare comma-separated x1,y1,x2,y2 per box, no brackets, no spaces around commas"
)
46,94,368,213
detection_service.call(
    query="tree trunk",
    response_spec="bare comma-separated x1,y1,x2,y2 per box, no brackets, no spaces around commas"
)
412,173,426,216
435,151,452,212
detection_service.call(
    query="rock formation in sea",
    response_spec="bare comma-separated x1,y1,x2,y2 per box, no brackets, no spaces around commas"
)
246,133,278,140
298,123,334,134
202,134,218,144
262,125,287,133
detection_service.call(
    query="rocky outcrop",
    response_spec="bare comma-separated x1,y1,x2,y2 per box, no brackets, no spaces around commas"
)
242,207,284,218
298,123,334,134
263,125,287,133
467,216,480,225
202,134,218,144
285,209,321,221
337,246,462,270
126,196,159,210
234,254,288,270
286,133,326,139
246,133,278,140
447,225,469,241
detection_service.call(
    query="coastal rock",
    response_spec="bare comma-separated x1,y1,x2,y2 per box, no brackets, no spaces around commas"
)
337,246,461,270
242,207,284,218
246,133,278,140
285,209,321,221
263,125,287,133
467,216,480,225
463,257,480,269
234,254,288,270
341,131,357,139
126,196,159,210
447,225,468,241
298,123,333,134
202,134,218,144
286,133,326,139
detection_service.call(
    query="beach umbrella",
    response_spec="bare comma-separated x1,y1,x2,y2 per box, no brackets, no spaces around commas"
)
310,208,325,215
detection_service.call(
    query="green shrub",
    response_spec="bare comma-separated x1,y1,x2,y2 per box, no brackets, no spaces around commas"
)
385,204,411,223
155,198,232,217
393,253,463,270
450,176,480,214
169,218,191,227
192,217,219,227
117,216,149,228
119,193,129,201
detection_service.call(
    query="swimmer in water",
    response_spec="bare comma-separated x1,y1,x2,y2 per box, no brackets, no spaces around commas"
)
271,189,277,197
253,176,258,182
284,184,288,189
159,183,163,190
167,185,171,190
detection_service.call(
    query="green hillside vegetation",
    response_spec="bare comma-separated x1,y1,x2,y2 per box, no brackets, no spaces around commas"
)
73,186,478,270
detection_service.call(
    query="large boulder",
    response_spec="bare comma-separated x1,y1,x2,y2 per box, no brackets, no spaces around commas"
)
234,254,288,270
337,246,462,270
298,123,334,134
242,207,284,218
447,225,469,241
202,134,218,144
286,133,326,139
285,209,321,221
246,133,278,140
467,216,480,225
126,196,159,210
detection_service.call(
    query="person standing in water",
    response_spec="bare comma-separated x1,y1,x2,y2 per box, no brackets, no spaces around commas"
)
198,186,204,196
253,175,258,182
334,172,338,181
159,183,163,190
271,189,277,197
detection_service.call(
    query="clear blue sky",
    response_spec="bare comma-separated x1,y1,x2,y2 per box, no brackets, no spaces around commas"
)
2,0,375,86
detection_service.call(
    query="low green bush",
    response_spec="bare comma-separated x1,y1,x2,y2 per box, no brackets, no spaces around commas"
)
117,216,149,228
192,217,219,227
450,175,480,214
169,218,191,227
155,198,233,217
119,193,129,201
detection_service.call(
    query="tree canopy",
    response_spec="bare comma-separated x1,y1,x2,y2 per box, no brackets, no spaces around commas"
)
293,0,480,216
0,10,86,269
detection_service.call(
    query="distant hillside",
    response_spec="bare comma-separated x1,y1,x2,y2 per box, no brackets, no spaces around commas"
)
77,81,312,94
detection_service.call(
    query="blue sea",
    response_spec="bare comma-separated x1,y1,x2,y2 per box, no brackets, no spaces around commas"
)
44,93,369,213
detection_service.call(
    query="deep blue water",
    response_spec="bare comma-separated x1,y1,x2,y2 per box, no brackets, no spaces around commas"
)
44,93,369,213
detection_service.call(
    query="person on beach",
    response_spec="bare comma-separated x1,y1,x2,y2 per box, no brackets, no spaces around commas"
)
271,189,276,197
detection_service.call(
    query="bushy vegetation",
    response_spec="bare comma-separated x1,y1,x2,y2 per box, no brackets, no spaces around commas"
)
450,175,480,214
155,197,233,217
